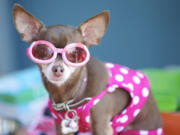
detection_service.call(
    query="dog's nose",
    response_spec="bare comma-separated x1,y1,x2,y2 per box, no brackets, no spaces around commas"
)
52,65,64,77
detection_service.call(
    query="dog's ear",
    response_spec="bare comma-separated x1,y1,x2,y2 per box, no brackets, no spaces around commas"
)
78,11,110,46
13,4,44,43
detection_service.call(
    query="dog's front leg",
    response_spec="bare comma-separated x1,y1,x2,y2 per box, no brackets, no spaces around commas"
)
55,121,74,135
90,111,113,135
90,89,130,135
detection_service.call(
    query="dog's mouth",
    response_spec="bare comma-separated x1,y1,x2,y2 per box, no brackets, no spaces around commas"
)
47,74,65,86
50,74,63,82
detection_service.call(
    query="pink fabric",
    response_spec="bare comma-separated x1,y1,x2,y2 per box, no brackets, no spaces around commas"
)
119,128,164,135
49,63,164,135
78,128,165,135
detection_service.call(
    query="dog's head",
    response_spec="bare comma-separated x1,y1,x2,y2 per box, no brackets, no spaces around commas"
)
13,4,110,87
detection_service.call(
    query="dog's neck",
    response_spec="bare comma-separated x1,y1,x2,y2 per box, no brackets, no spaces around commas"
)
42,58,109,106
72,68,88,102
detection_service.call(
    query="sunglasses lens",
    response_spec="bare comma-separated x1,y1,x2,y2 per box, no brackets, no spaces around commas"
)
65,46,87,63
32,44,54,60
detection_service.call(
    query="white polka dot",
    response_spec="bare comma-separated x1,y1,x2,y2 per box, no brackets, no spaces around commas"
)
120,68,128,74
116,115,128,123
109,121,113,125
108,84,118,93
157,128,162,135
116,126,124,132
142,87,149,97
115,74,124,82
128,83,134,91
51,112,57,119
112,84,119,88
133,96,140,105
93,99,100,105
108,86,116,93
133,109,140,117
122,83,134,91
139,130,148,135
86,116,90,123
137,72,144,78
105,63,114,68
133,76,141,84
83,105,86,110
130,92,134,97
108,70,112,77
121,109,127,114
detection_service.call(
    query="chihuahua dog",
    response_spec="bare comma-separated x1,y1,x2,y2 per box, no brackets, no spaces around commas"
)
13,4,163,135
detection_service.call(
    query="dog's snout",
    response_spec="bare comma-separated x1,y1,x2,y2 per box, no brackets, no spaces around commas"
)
52,65,64,77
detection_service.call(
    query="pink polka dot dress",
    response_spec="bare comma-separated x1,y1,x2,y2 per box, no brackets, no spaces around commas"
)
49,63,164,135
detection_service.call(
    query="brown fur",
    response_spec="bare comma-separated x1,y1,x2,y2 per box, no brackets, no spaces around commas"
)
13,4,162,135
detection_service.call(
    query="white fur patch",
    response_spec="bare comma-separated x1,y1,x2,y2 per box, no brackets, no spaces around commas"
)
41,61,76,87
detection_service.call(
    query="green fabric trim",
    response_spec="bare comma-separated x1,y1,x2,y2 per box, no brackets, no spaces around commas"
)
143,69,180,112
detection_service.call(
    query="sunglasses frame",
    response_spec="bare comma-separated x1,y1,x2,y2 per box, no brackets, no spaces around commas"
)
27,40,90,67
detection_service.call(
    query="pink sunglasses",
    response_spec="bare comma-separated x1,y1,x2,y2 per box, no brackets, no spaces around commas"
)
27,40,90,67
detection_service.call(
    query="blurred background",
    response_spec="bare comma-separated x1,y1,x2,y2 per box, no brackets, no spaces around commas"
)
0,0,180,135
0,0,179,75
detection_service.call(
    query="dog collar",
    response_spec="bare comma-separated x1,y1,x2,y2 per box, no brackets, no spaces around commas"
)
52,97,92,111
